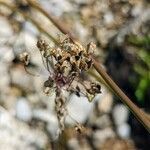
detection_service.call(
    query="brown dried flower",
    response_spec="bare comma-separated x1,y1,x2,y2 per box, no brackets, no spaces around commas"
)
36,36,101,134
19,52,30,65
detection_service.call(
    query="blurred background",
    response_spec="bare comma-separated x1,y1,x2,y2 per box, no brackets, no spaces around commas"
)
0,0,149,149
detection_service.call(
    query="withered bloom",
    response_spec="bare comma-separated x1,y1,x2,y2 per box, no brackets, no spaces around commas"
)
19,52,30,65
36,35,101,134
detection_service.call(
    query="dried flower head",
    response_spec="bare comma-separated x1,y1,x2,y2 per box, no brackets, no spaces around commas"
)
36,36,101,134
19,52,30,65
19,51,39,76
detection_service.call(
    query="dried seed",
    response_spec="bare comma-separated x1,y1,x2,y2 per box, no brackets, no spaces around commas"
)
44,78,54,87
19,52,30,65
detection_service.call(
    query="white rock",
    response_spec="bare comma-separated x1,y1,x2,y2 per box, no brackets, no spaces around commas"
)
67,138,80,150
15,97,32,122
0,108,48,150
74,0,90,4
32,109,60,140
40,0,72,16
0,17,13,36
94,115,112,128
131,4,143,17
47,123,60,140
112,104,129,126
24,22,39,37
93,128,116,148
104,11,114,25
0,47,14,62
98,92,113,113
74,22,89,42
0,62,10,90
117,123,131,138
66,94,94,124
11,67,34,91
32,109,57,123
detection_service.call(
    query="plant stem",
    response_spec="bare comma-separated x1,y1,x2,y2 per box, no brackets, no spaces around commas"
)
25,0,150,132
93,58,150,132
26,0,76,40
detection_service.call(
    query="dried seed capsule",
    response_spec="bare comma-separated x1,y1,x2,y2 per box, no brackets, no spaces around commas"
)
37,39,50,54
43,87,51,95
78,51,83,56
37,39,44,50
75,55,80,61
76,85,80,92
19,52,30,65
75,86,81,97
44,77,54,87
71,62,78,72
79,61,87,71
96,84,101,91
57,55,62,60
75,91,80,97
90,83,101,94
43,49,51,58
66,56,70,61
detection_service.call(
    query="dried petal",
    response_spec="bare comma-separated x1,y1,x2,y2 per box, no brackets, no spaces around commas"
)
44,77,54,87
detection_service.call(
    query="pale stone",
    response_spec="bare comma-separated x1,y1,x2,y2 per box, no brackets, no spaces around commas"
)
15,97,32,122
113,104,129,126
117,123,131,138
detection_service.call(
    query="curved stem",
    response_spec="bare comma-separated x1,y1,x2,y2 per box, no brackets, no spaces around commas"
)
93,58,150,132
26,0,76,40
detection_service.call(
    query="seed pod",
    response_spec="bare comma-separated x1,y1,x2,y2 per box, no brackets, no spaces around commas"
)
75,55,80,61
91,83,101,93
37,39,50,54
37,39,44,50
19,52,30,65
87,83,101,95
44,77,54,87
75,85,81,97
57,55,62,60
